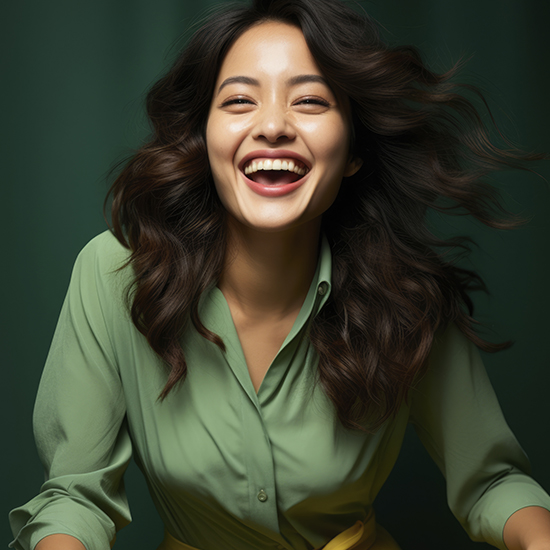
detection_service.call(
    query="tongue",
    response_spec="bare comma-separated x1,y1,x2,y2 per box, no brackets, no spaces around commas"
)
251,170,301,185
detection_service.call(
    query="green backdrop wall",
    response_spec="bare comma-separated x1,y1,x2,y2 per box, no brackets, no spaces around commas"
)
3,1,549,549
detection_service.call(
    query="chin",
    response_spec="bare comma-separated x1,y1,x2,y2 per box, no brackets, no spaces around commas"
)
235,211,322,236
243,219,300,233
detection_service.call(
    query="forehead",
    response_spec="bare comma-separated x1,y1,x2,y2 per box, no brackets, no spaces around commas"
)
215,21,323,82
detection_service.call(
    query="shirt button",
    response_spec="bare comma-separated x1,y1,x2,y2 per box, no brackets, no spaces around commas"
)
317,282,327,296
257,489,268,502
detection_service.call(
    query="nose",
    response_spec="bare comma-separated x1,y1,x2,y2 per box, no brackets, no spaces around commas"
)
251,102,296,143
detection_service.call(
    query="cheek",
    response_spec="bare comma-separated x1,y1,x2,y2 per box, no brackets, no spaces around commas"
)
309,118,351,210
209,165,236,217
206,115,252,180
206,119,228,182
207,112,250,148
206,117,235,210
325,119,352,164
300,117,351,168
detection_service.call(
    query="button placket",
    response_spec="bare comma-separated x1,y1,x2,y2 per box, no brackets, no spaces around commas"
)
239,395,279,533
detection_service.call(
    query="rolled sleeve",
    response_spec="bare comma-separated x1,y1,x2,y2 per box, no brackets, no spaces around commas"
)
410,323,550,549
9,234,133,550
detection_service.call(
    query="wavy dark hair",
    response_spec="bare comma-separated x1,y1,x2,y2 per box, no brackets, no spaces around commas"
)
107,0,538,430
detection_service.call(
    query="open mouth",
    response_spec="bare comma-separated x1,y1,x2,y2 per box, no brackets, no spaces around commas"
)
243,158,309,185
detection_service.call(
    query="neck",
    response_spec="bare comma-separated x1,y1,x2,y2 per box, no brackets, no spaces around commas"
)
219,219,321,319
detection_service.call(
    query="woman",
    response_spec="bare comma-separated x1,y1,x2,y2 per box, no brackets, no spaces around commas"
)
9,0,550,549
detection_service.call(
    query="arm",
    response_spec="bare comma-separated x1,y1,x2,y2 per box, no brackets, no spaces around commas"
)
503,506,550,550
409,323,550,550
35,535,86,550
9,234,132,550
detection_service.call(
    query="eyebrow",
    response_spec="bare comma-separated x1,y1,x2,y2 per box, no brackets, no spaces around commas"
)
287,74,329,87
217,76,260,95
216,74,329,95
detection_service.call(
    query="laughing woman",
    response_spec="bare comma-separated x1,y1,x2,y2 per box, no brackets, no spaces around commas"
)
9,0,550,549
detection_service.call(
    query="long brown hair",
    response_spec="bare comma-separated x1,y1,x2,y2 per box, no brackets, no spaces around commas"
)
107,0,540,430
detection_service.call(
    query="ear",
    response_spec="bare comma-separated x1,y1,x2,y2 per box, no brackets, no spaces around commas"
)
343,156,363,177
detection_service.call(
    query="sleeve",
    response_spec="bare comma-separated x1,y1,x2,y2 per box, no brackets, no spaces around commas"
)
409,323,550,550
9,234,133,550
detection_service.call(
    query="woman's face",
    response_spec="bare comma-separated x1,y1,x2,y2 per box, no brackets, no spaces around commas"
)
206,21,361,235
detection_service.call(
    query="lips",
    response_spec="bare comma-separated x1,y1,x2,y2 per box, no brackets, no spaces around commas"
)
238,150,311,197
239,150,311,185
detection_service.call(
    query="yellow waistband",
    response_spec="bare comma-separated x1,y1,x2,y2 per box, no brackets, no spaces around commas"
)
157,510,401,550
323,512,376,550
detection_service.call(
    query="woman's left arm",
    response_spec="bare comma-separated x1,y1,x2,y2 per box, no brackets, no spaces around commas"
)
503,506,550,550
409,323,550,550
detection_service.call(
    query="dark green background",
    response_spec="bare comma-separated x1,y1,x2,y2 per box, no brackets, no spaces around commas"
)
3,1,549,549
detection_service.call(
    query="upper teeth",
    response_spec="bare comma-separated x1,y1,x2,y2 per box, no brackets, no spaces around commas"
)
244,159,307,176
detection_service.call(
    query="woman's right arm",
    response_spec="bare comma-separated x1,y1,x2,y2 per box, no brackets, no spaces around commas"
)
35,535,86,550
9,233,133,550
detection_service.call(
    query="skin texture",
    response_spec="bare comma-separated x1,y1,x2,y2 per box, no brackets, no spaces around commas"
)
503,506,550,550
206,21,361,391
206,21,362,235
35,534,86,550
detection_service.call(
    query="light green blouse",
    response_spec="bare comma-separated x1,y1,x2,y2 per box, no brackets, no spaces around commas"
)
9,231,550,550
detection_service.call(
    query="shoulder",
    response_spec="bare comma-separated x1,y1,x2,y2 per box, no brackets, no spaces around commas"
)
75,230,131,272
68,231,134,305
428,322,476,366
412,322,491,411
73,231,133,282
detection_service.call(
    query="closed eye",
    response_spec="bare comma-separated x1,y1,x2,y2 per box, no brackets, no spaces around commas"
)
220,97,254,107
296,97,330,106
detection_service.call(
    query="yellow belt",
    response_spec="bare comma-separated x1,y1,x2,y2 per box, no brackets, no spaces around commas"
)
157,511,401,550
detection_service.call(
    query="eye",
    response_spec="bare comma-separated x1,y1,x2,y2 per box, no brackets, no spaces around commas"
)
296,97,330,107
293,96,331,113
220,97,255,108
